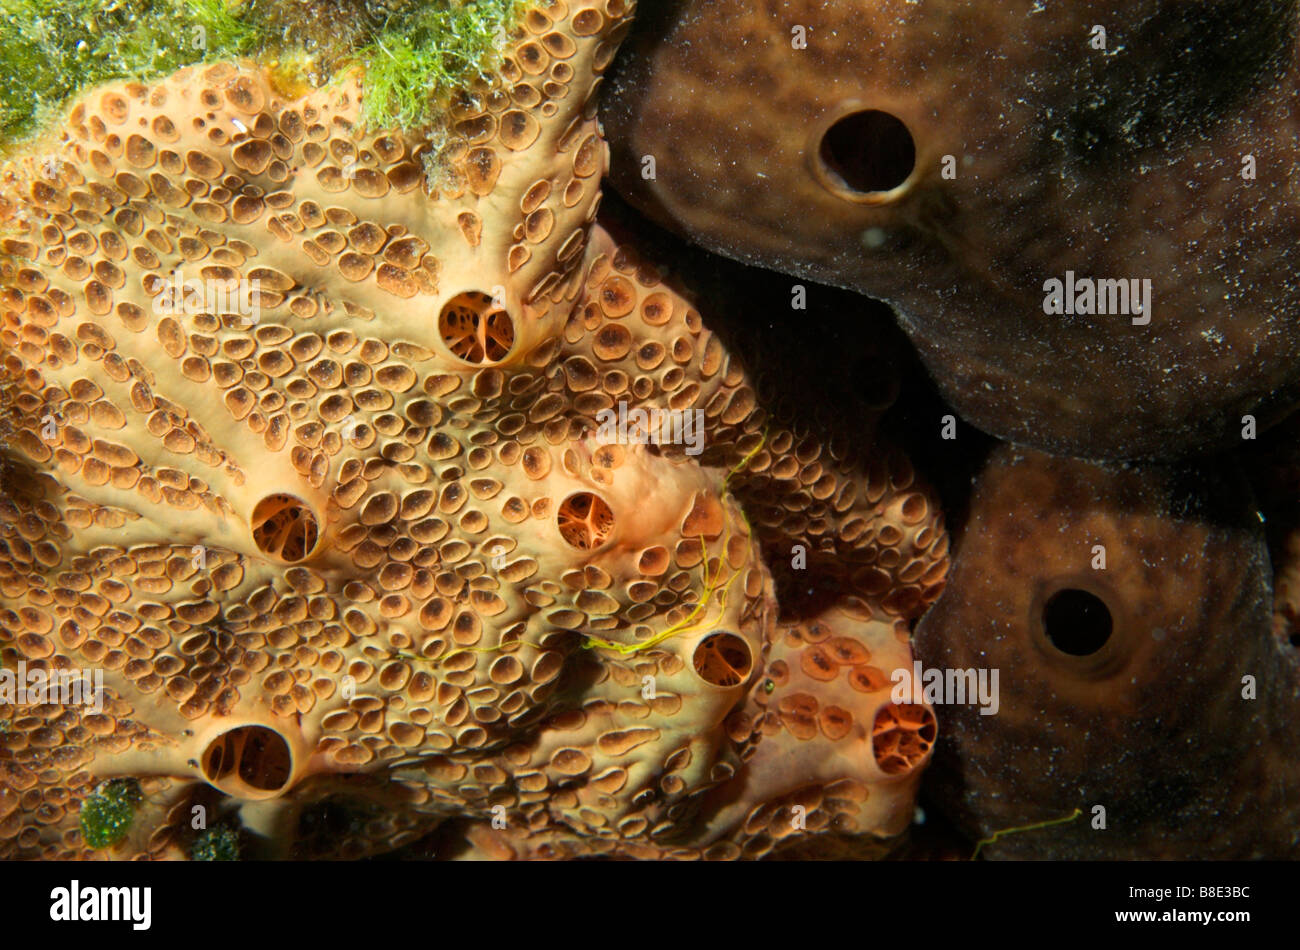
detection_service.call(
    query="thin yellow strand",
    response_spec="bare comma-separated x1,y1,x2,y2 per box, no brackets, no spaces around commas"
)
970,808,1083,860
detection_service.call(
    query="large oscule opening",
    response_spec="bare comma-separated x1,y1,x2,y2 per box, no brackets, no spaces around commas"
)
251,493,320,562
201,724,294,800
817,109,916,200
439,291,516,364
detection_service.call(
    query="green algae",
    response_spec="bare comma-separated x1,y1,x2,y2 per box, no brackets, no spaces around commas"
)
190,824,241,860
0,0,260,144
0,0,524,147
357,0,524,128
78,777,142,850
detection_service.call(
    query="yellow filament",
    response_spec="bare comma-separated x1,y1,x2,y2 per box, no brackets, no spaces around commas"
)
970,808,1083,860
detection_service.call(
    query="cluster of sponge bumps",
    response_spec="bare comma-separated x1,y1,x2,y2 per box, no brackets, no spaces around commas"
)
0,0,946,859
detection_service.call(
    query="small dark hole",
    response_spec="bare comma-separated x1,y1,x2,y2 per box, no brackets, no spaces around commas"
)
819,109,916,194
1042,588,1112,656
1289,631,1300,648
